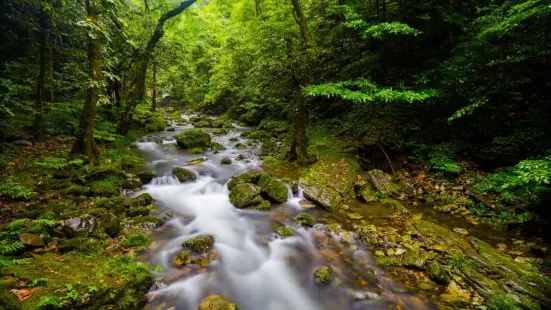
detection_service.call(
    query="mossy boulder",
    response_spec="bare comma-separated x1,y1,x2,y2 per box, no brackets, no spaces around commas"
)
294,214,314,227
359,186,378,202
258,173,288,203
212,128,228,135
182,235,215,253
193,120,211,128
59,185,91,197
99,213,121,237
313,265,333,284
172,167,196,182
220,158,232,165
251,199,271,211
229,183,261,209
127,206,151,217
91,184,120,197
211,142,226,152
301,156,360,197
64,214,96,236
18,233,44,247
121,178,143,190
176,129,211,149
366,169,401,197
86,164,123,180
302,185,342,212
130,168,155,184
199,295,238,310
173,250,191,267
127,193,154,207
211,119,233,128
403,250,426,269
227,173,258,190
131,216,164,230
235,142,247,149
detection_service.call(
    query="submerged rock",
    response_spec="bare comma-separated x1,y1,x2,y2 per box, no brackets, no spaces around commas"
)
229,183,262,209
274,226,294,237
294,214,314,227
211,142,226,152
182,235,215,253
176,129,211,149
220,158,232,165
173,250,191,267
173,167,196,182
314,265,333,284
251,199,271,211
198,295,238,310
258,173,288,203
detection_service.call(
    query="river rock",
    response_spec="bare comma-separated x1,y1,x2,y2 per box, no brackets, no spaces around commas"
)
173,167,196,182
64,215,95,235
258,173,288,203
302,185,342,212
99,213,121,237
227,173,258,191
294,214,314,227
426,260,451,284
220,158,232,165
274,226,294,237
173,250,191,267
229,183,262,208
176,129,211,149
314,265,333,284
359,185,378,202
366,169,400,197
19,233,44,247
182,235,215,253
198,295,238,310
211,142,226,152
453,227,469,235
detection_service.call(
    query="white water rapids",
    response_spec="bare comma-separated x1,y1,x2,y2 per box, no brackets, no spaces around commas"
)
132,115,433,310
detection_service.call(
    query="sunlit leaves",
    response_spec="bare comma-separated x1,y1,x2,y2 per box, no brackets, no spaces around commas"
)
306,80,437,104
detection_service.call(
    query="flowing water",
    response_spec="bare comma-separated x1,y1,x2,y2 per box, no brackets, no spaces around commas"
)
132,115,435,310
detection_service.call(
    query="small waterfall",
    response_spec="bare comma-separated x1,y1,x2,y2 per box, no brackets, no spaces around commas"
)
151,175,181,185
286,184,294,201
297,185,304,199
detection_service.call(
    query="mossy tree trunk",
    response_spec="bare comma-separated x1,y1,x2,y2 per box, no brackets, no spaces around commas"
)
71,0,101,160
289,0,310,164
117,0,197,134
151,60,157,112
33,7,49,140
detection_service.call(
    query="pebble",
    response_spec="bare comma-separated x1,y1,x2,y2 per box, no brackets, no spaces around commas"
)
394,248,405,256
453,227,469,235
375,250,385,257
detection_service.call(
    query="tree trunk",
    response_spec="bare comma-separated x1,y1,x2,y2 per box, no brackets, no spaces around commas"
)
289,0,310,164
151,61,157,112
71,0,101,160
117,0,197,134
33,8,48,140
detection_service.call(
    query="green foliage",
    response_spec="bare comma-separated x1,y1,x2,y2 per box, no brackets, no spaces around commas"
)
0,177,37,201
306,80,437,104
0,240,28,267
474,156,551,208
121,233,151,248
35,156,68,170
262,156,281,166
412,144,463,176
363,22,422,40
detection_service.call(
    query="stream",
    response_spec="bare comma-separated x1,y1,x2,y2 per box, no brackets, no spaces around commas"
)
132,115,435,310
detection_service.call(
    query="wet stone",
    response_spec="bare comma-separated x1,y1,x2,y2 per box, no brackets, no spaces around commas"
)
19,233,45,247
453,227,469,235
182,235,215,253
313,265,333,284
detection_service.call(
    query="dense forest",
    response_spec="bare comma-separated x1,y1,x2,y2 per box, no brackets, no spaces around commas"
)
1,0,550,309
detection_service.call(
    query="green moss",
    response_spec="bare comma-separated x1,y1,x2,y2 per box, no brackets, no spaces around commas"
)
199,295,238,310
313,265,333,284
375,256,400,267
229,183,261,208
210,142,226,152
191,147,204,154
182,235,215,253
127,193,154,208
173,250,191,267
227,173,256,190
90,184,120,197
274,226,294,237
301,156,360,197
258,173,288,203
172,168,196,183
193,120,211,127
121,232,151,248
0,253,152,310
251,199,271,211
86,164,122,180
262,156,281,166
426,260,451,284
294,214,314,227
235,142,247,149
176,129,211,149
